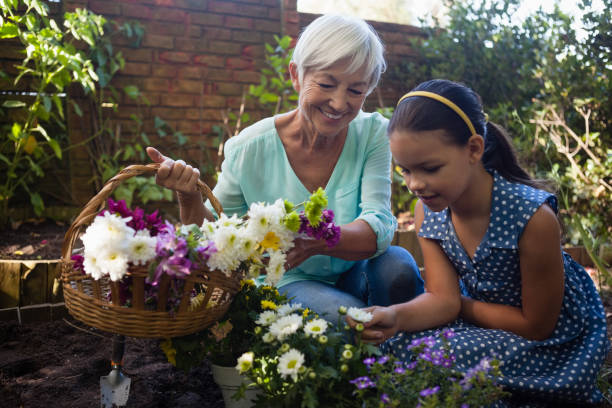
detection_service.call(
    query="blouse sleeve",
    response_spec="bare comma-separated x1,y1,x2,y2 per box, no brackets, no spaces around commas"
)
355,114,397,256
205,139,249,218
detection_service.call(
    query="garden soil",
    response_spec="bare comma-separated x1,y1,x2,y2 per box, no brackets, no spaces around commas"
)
1,220,611,407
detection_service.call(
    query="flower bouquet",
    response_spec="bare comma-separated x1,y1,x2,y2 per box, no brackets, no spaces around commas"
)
61,163,342,339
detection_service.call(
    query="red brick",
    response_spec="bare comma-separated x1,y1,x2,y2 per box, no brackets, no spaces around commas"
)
193,55,226,68
191,12,223,26
122,4,153,19
121,62,151,76
201,27,232,41
174,38,208,53
143,78,172,92
143,33,175,49
208,40,242,56
390,44,417,57
233,70,261,83
224,16,254,29
281,0,296,9
160,93,196,107
225,57,254,70
152,8,188,23
241,44,265,58
172,0,208,10
268,7,281,20
196,94,226,108
114,106,144,119
119,48,153,62
179,66,205,79
147,21,190,37
158,51,191,64
203,68,234,81
284,10,298,24
208,1,268,18
174,79,204,93
232,29,262,43
254,18,280,33
152,107,188,120
217,82,244,96
202,82,219,95
89,0,121,15
152,65,179,78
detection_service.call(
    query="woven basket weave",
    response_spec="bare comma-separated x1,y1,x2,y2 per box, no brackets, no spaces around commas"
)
60,163,241,338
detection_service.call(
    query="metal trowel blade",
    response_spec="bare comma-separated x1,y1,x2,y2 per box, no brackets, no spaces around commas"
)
100,369,131,407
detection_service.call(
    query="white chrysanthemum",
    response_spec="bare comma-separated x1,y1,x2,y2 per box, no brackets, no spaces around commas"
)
268,314,303,341
83,251,103,280
255,310,278,326
212,224,241,251
81,212,133,253
276,303,303,317
97,248,129,281
262,332,275,343
235,228,258,261
304,318,329,337
235,351,254,373
217,213,241,228
127,230,157,265
265,250,286,286
200,219,217,239
207,250,240,276
347,307,373,323
277,348,305,382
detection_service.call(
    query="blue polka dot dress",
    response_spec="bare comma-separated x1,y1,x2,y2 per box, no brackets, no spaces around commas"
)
383,171,609,405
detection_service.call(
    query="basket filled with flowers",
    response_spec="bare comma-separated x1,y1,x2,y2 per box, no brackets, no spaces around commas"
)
60,163,341,339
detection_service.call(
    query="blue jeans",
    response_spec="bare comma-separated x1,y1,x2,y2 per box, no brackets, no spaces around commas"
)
280,246,424,324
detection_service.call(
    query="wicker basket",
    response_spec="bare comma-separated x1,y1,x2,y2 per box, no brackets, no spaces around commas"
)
60,163,241,338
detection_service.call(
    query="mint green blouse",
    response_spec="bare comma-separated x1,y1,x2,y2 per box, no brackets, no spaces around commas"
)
206,110,397,287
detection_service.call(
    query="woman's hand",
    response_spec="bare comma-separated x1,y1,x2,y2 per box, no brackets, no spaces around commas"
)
146,147,200,195
284,236,326,271
347,305,400,344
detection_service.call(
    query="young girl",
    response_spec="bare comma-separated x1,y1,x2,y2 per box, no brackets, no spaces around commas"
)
357,79,609,404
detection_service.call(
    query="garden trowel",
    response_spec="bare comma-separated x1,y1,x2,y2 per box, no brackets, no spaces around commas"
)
100,335,131,407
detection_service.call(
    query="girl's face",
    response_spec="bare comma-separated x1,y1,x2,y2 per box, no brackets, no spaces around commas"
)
389,128,479,212
290,60,369,138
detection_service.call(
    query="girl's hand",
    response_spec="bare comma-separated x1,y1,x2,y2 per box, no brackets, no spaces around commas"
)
348,305,400,344
146,147,201,195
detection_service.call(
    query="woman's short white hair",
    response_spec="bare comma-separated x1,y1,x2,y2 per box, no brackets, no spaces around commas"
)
291,14,386,95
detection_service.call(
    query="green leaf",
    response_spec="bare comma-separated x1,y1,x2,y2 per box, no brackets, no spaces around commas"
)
124,85,140,99
52,94,64,119
70,100,83,117
47,138,62,159
2,100,26,108
29,191,44,216
0,22,18,39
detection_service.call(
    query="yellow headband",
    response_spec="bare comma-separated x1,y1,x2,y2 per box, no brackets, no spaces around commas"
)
396,91,477,136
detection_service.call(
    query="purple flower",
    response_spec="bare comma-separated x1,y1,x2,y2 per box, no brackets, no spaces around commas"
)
195,241,217,262
380,393,390,404
106,198,131,218
363,357,376,367
442,329,455,339
350,376,376,390
406,361,418,370
71,254,85,274
419,386,440,397
377,356,389,365
394,366,406,374
461,404,469,408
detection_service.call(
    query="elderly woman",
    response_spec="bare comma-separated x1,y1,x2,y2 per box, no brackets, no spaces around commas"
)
146,14,423,323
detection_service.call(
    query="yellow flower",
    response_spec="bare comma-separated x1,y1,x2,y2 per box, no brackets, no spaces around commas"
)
259,231,281,251
160,338,177,366
302,308,310,317
241,279,255,289
261,300,277,310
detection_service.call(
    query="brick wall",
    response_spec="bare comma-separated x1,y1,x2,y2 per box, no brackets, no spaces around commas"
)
0,1,423,207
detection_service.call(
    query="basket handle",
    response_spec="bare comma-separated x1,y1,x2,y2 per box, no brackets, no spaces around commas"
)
61,163,223,260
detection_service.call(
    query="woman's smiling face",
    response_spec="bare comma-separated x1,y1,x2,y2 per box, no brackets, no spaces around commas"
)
389,128,475,212
291,60,369,138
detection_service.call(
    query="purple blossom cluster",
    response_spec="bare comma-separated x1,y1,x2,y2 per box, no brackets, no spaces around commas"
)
349,376,376,390
104,198,167,236
151,222,216,286
298,209,341,247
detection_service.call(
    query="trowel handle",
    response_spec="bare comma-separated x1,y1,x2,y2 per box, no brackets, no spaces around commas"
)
111,334,126,368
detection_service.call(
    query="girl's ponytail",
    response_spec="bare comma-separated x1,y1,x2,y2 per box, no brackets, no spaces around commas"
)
483,122,545,190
